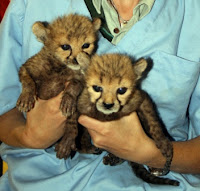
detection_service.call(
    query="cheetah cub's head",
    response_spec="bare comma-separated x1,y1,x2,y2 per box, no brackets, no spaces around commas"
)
77,53,148,115
32,14,101,70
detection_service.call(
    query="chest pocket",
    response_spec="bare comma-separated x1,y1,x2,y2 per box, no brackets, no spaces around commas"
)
141,51,200,138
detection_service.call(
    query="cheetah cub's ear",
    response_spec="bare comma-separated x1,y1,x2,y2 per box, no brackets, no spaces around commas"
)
32,21,50,43
76,52,91,74
92,18,101,31
133,58,148,80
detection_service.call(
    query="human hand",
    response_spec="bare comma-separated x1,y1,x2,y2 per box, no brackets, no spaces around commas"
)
21,91,67,149
78,112,164,166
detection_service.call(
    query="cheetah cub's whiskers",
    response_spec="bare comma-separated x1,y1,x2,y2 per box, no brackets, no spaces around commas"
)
76,53,180,186
16,14,101,159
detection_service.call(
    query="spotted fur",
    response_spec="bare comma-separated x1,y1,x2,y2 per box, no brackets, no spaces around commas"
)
76,53,179,186
16,14,101,159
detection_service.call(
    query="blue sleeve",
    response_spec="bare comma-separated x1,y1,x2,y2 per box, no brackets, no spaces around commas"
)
188,74,200,139
178,0,200,139
0,0,25,115
178,0,200,61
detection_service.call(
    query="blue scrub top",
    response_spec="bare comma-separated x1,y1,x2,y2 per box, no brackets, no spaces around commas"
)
0,0,200,190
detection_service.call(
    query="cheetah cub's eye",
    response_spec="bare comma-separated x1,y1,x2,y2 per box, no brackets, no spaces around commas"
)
117,87,127,95
61,44,71,51
92,85,103,92
82,43,90,49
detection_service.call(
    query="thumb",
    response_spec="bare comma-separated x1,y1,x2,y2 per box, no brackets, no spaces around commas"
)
78,115,103,131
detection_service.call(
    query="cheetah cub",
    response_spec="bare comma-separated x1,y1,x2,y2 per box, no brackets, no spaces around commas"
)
16,14,101,159
76,53,179,186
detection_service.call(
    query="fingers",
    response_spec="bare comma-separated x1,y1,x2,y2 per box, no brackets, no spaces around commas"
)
65,81,69,87
78,112,140,132
78,115,102,131
78,112,144,151
37,90,63,104
29,91,66,121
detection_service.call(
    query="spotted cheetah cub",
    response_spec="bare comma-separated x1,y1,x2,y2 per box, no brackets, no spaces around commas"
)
16,14,101,159
76,53,179,186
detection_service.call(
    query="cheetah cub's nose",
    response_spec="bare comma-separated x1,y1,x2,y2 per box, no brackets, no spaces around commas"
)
103,102,114,109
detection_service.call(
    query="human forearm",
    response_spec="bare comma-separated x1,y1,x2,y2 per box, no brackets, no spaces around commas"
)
0,93,67,149
172,138,200,173
79,113,200,174
170,138,200,174
140,136,200,174
0,108,27,147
